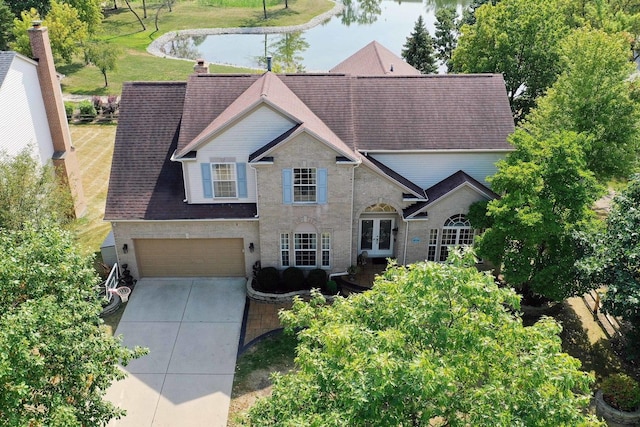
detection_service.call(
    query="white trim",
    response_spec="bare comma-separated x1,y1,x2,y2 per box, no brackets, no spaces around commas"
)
359,156,425,198
106,218,260,223
358,148,513,154
250,125,358,163
406,182,495,218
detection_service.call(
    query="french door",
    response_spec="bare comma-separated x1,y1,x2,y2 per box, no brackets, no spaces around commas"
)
359,218,394,257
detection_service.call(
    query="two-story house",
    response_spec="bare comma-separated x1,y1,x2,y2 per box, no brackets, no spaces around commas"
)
105,42,514,279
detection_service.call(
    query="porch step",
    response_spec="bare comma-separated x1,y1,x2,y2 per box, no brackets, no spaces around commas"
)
581,289,622,339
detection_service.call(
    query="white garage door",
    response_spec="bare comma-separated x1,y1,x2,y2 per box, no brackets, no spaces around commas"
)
134,238,245,277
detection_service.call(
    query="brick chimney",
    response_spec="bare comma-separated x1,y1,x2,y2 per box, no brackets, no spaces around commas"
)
28,21,86,218
193,58,209,74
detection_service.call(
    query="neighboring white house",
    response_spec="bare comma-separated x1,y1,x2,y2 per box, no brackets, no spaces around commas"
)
0,51,55,165
0,23,86,218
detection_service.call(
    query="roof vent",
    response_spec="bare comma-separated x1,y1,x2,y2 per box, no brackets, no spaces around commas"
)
390,64,394,72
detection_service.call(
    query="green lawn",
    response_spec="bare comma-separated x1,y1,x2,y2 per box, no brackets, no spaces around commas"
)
59,0,333,94
69,123,117,256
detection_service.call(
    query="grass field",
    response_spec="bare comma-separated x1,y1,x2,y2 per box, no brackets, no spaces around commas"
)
69,123,117,256
58,0,333,94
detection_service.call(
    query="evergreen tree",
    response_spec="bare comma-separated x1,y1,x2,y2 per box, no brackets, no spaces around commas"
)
434,6,458,72
402,15,437,74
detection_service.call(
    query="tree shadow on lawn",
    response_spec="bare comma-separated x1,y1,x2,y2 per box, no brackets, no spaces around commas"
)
241,8,302,27
525,302,623,385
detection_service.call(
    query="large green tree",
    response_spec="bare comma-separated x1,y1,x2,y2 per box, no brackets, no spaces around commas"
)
452,0,569,120
11,0,88,63
5,0,49,16
0,151,145,425
472,129,601,301
64,0,102,34
245,252,602,426
0,223,145,426
580,175,640,349
402,15,437,74
525,28,639,181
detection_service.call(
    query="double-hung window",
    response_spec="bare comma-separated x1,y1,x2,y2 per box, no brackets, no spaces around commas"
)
201,162,247,200
321,232,331,267
293,168,316,203
282,168,327,204
280,233,290,267
294,233,317,266
212,163,237,198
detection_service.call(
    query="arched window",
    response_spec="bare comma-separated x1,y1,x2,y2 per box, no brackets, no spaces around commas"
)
439,214,474,261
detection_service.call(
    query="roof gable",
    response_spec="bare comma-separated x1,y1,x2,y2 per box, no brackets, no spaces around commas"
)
176,72,355,160
404,170,498,219
330,41,420,76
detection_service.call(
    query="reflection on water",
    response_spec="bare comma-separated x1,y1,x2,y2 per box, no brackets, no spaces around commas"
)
265,32,310,72
341,0,382,25
161,0,471,71
164,34,201,60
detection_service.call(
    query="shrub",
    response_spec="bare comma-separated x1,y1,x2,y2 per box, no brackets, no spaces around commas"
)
64,101,75,119
92,95,103,112
325,280,338,294
256,267,280,293
601,373,640,412
78,100,97,119
282,267,305,291
307,268,327,290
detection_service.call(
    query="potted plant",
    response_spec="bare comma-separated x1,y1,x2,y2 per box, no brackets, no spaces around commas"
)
347,265,359,281
595,373,640,426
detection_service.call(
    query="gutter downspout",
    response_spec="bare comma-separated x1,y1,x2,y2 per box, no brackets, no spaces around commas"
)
249,163,260,218
350,158,361,267
403,218,410,265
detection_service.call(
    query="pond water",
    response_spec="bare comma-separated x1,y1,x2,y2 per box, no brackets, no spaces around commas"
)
160,0,470,72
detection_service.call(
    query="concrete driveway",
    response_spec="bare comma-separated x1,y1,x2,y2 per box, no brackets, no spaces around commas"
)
106,277,247,427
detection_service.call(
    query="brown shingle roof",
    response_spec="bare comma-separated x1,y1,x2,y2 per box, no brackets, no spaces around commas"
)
105,82,257,220
330,41,421,76
107,56,514,221
350,74,514,151
176,73,514,153
177,72,355,160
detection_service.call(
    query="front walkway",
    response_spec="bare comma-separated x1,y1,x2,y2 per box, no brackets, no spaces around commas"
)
106,277,246,427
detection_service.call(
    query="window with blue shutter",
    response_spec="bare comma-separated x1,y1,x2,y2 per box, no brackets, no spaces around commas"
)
201,163,213,198
237,163,248,198
282,169,292,204
317,168,327,204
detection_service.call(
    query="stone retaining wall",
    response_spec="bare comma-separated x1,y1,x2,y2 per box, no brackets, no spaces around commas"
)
246,278,337,303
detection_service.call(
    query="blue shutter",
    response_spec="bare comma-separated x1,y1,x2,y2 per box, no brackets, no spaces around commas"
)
317,168,327,204
282,169,292,204
201,163,213,199
237,163,247,198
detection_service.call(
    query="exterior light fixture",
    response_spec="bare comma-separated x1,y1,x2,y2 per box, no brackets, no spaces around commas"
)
249,242,255,253
122,243,128,254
